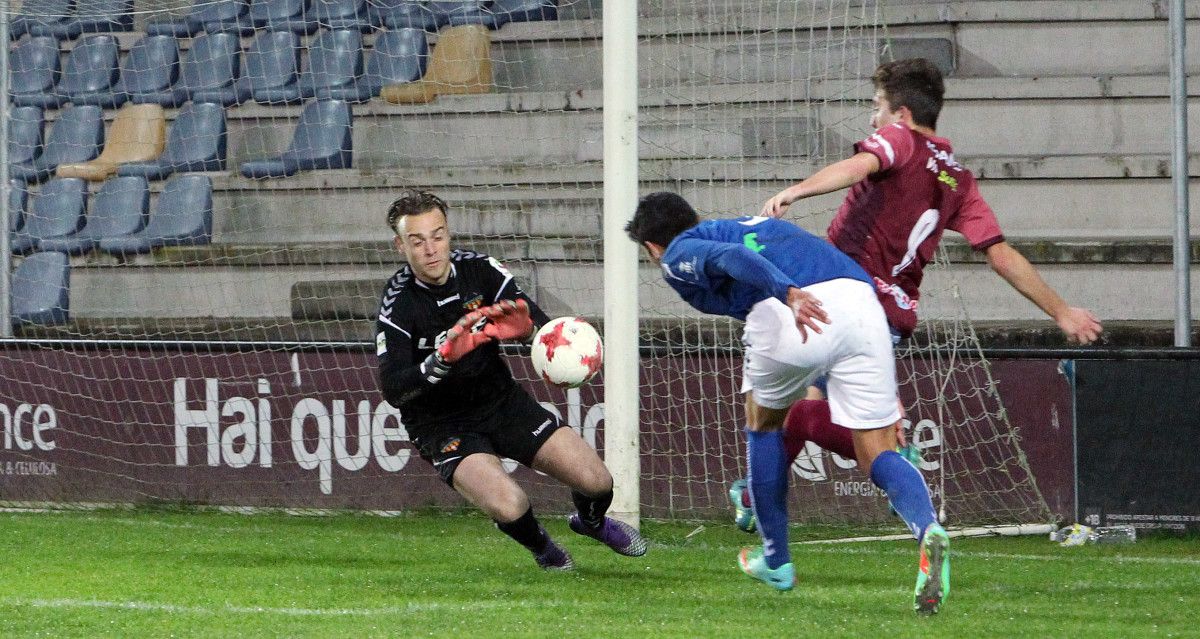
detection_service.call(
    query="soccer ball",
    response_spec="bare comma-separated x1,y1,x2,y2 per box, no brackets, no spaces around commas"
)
531,317,603,388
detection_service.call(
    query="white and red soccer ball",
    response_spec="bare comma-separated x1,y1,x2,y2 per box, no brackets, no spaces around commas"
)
531,317,603,388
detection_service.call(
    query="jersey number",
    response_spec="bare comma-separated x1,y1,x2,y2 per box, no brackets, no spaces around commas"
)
892,209,940,276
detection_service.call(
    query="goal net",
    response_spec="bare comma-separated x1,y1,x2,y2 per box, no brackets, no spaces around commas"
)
0,0,1053,529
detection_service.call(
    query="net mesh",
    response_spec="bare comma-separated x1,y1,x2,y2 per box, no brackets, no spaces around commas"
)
1,0,1052,527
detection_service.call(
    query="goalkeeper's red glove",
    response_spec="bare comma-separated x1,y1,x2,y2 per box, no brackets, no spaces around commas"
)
437,309,493,363
481,298,534,341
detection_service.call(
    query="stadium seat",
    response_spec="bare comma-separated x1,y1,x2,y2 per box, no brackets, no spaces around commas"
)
16,0,75,41
112,35,181,107
431,1,486,28
193,0,255,35
11,177,88,254
10,105,104,184
381,24,490,104
30,0,134,40
9,36,63,109
252,0,317,33
57,35,121,107
56,103,167,182
10,251,70,327
8,107,46,168
40,176,148,254
240,100,352,178
118,102,227,181
8,181,29,235
237,30,304,105
172,33,248,107
289,0,375,33
297,29,364,100
371,0,441,32
145,0,253,38
99,174,213,255
455,0,557,29
355,28,427,100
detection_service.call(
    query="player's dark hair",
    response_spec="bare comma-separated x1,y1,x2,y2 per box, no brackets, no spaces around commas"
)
625,192,701,247
386,190,448,233
873,58,944,128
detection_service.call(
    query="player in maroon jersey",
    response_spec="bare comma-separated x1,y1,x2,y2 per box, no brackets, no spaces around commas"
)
730,58,1103,535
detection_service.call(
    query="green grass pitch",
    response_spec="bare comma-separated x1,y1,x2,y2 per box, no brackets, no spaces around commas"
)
1,509,1196,638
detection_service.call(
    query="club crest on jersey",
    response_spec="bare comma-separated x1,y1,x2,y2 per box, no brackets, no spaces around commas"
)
440,438,462,454
463,295,484,311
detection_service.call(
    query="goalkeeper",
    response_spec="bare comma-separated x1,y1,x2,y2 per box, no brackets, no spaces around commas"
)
376,190,646,571
628,192,949,614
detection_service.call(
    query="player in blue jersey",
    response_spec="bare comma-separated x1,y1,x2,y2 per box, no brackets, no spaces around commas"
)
627,192,950,614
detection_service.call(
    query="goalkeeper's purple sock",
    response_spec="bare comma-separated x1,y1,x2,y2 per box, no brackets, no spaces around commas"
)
495,507,550,553
869,449,937,541
746,428,791,569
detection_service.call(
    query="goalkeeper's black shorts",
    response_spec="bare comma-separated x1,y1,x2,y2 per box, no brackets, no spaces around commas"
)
409,386,564,485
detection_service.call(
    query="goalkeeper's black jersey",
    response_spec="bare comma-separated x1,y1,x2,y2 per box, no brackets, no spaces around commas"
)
375,249,550,433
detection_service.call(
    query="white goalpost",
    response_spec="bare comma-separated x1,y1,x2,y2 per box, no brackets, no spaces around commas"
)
0,0,1054,534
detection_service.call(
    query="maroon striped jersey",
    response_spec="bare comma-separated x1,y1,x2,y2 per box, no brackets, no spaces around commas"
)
827,123,1004,336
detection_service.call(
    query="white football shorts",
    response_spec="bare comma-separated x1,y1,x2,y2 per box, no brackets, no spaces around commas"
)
739,278,900,430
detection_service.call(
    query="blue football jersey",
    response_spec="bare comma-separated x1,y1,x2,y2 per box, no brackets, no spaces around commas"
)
659,216,871,320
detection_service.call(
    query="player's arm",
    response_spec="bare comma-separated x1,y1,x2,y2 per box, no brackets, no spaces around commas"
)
762,153,881,218
955,182,1103,346
688,239,830,338
481,256,551,340
984,241,1103,345
377,311,492,407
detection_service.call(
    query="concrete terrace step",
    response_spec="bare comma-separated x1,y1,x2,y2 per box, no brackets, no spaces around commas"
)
101,1,1200,81
55,238,1200,323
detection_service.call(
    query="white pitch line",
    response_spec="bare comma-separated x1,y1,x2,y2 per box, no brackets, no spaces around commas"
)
794,544,1200,566
3,598,551,617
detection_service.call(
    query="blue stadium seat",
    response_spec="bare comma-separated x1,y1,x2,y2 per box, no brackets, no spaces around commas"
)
464,0,558,29
432,1,486,27
371,1,440,32
8,181,29,235
11,251,71,327
10,37,63,109
15,0,75,41
193,0,255,35
30,0,134,40
356,28,427,100
172,33,248,107
11,177,88,254
10,105,104,184
237,30,303,105
144,6,203,37
57,35,121,107
113,35,181,107
240,100,352,178
8,107,46,168
118,102,227,181
99,174,213,255
295,0,375,33
298,29,363,100
251,0,314,33
40,176,148,254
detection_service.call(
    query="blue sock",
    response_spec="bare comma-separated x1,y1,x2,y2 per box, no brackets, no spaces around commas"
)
746,428,791,569
870,449,937,541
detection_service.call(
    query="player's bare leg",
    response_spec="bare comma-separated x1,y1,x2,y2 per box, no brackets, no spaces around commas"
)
738,392,797,591
453,453,573,570
533,428,647,557
852,423,949,614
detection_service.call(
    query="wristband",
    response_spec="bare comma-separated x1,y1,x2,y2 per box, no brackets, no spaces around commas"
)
420,351,452,384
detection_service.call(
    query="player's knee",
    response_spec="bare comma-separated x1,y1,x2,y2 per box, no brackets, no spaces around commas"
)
585,467,614,496
485,487,530,521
